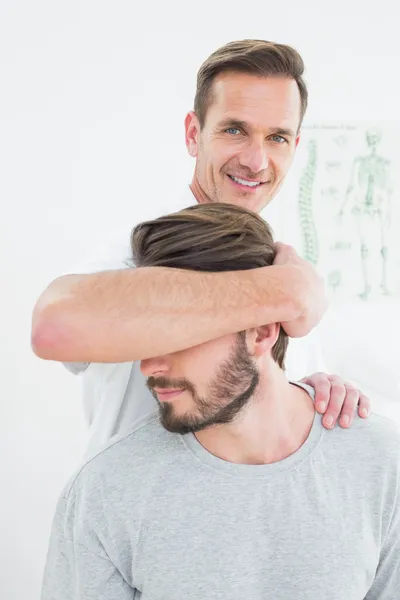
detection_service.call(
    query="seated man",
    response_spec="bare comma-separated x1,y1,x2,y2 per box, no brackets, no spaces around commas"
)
42,204,400,600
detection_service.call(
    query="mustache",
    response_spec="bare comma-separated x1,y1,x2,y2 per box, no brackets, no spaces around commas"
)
146,376,191,392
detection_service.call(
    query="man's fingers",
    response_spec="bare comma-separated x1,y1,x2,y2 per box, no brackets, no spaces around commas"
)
337,386,360,428
321,381,346,429
358,394,371,419
300,373,330,412
273,242,297,265
300,373,372,430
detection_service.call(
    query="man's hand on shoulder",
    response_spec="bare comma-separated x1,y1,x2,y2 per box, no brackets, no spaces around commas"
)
300,372,371,430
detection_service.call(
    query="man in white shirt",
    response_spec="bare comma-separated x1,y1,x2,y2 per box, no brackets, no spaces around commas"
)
31,39,370,454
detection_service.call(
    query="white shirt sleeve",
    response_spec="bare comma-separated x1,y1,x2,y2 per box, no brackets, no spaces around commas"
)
60,227,134,375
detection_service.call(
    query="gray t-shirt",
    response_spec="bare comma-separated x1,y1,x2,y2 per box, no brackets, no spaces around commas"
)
42,389,400,599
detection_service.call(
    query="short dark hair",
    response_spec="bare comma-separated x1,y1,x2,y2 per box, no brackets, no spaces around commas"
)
194,39,307,129
131,203,288,369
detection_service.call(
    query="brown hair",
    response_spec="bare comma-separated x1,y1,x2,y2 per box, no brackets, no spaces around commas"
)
194,39,307,130
131,203,288,369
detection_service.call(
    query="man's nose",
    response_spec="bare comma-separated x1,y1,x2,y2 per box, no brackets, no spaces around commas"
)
239,139,269,174
140,355,170,378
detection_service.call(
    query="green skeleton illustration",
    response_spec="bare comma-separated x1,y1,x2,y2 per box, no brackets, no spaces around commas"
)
339,129,392,300
298,139,319,265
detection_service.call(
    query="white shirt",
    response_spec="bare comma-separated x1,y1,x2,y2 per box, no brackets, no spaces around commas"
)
64,186,326,456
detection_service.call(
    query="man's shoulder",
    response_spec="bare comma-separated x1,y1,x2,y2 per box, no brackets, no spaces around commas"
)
52,413,184,548
348,411,399,443
327,411,400,466
363,412,400,456
64,413,181,498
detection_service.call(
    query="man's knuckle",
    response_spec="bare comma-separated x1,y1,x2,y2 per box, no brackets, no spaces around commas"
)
330,381,344,392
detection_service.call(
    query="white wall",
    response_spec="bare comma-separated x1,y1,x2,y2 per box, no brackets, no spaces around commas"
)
1,1,399,598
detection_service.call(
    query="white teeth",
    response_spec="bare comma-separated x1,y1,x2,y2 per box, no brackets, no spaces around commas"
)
231,176,261,187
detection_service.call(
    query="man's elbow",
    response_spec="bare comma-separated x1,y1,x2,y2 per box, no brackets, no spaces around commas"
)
31,302,69,360
31,275,85,360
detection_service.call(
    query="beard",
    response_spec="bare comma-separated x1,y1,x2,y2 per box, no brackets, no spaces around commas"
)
146,332,259,434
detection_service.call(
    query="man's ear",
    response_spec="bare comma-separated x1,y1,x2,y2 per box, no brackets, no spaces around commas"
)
185,111,200,157
295,132,301,148
248,324,280,357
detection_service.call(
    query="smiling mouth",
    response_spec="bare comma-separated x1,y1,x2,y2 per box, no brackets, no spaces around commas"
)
227,174,264,188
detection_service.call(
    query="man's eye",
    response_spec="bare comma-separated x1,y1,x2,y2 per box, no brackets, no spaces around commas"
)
225,128,241,135
271,135,287,143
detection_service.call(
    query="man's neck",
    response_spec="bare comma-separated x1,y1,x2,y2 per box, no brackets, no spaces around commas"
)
189,175,212,205
194,369,315,466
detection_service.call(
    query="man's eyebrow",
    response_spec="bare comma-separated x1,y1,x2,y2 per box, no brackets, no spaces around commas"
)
217,120,296,138
217,118,248,130
272,127,296,138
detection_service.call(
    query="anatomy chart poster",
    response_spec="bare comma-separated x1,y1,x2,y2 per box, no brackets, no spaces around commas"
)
279,122,400,302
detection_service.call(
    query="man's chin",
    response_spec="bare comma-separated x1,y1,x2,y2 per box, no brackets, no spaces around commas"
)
160,416,196,435
159,408,210,435
218,193,271,214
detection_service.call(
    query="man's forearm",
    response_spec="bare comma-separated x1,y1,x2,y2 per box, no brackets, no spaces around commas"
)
32,265,304,363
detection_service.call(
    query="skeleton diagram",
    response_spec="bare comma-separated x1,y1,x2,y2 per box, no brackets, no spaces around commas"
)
339,129,392,300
